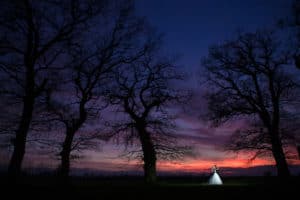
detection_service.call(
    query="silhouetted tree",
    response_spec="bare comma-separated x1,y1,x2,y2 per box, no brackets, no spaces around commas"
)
45,1,151,177
289,1,300,158
202,30,300,177
45,51,109,177
105,43,190,183
274,0,300,159
287,0,300,69
0,0,104,177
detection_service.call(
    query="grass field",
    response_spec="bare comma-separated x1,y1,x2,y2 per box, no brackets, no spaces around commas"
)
1,176,299,199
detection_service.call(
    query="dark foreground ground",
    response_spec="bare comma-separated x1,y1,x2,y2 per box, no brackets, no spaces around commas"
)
1,175,299,200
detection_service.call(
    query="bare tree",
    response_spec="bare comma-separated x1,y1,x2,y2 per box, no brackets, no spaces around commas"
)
287,0,300,158
202,30,300,177
273,0,300,159
0,0,104,177
45,53,109,177
279,0,300,72
284,0,300,69
105,43,190,183
45,1,151,177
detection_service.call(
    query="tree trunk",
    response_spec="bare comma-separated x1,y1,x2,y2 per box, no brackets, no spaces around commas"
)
8,94,34,177
138,127,157,183
143,153,156,183
58,103,87,178
270,133,290,177
58,130,75,177
8,1,36,177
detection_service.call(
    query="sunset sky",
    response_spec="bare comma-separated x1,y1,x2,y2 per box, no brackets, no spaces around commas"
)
1,0,299,176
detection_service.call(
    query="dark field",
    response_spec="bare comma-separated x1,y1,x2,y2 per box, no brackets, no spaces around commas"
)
1,176,299,200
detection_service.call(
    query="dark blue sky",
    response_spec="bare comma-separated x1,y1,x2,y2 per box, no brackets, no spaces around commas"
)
136,0,292,86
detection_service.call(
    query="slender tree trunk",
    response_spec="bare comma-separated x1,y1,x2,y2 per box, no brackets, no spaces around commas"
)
138,127,157,183
8,96,34,177
8,60,35,177
8,0,37,177
270,132,290,177
58,129,75,177
58,99,87,178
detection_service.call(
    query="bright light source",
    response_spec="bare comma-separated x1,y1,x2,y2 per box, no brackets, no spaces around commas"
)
208,165,223,185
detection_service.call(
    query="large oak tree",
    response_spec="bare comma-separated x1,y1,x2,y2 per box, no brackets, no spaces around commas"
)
202,30,300,177
105,42,190,183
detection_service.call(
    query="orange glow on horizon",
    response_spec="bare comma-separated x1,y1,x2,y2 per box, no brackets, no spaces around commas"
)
157,158,277,173
71,152,300,173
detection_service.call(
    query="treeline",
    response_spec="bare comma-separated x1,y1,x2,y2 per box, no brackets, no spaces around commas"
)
0,0,300,184
0,0,191,183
